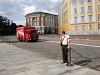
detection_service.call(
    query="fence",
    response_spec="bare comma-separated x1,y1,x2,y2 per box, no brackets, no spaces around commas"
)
0,35,11,45
69,47,100,68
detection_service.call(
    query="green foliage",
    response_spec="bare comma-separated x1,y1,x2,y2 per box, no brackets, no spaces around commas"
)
0,15,17,35
10,23,17,35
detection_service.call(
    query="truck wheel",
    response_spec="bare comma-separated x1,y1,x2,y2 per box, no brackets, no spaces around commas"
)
25,38,28,42
35,38,37,42
18,38,21,41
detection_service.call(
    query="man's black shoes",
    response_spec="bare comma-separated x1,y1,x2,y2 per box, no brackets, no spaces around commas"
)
66,63,69,66
66,62,69,66
61,62,70,66
61,61,66,64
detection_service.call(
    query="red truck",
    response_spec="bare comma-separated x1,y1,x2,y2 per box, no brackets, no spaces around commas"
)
16,27,39,42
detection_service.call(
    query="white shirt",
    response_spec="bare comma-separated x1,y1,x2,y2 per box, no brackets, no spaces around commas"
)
62,35,70,45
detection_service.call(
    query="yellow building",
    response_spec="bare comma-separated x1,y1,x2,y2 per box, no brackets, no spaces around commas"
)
58,0,100,35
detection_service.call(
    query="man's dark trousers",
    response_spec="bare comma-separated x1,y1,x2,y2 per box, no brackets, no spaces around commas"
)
62,45,69,63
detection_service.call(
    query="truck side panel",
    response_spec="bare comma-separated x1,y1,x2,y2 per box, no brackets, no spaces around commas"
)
16,27,25,41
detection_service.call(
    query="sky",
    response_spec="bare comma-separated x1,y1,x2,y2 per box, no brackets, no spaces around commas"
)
0,0,64,25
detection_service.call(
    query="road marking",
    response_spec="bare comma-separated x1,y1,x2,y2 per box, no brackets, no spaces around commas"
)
72,39,100,42
45,41,100,48
45,41,60,43
71,43,100,48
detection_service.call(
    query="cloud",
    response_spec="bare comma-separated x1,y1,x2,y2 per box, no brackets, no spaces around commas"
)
49,0,59,3
0,0,63,16
14,20,26,25
0,0,64,25
42,10,58,15
49,0,63,4
22,5,37,15
0,0,20,16
0,8,17,15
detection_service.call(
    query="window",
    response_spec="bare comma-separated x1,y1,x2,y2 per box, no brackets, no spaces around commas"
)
79,0,84,4
33,17,37,26
88,0,92,3
74,25,77,31
30,30,38,34
81,16,85,21
74,8,77,13
81,25,85,31
88,25,92,30
88,6,92,11
98,14,100,20
34,22,37,26
30,18,33,26
88,15,92,20
33,17,37,21
72,0,77,5
81,7,85,12
97,5,100,11
98,24,100,30
74,17,77,23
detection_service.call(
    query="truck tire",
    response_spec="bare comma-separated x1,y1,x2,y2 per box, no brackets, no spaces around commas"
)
25,38,28,42
35,38,37,42
18,38,21,41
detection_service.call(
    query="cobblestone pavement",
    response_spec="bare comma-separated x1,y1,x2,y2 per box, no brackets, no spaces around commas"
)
0,35,100,71
0,43,100,75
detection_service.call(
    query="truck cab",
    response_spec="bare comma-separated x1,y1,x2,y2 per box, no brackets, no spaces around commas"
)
26,30,39,41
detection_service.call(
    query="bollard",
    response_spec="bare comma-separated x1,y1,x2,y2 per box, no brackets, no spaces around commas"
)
6,38,8,43
1,37,3,42
0,37,1,42
5,38,7,43
4,38,5,43
2,37,3,42
9,39,10,45
69,48,72,66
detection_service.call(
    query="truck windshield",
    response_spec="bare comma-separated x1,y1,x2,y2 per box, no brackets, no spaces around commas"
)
30,30,38,34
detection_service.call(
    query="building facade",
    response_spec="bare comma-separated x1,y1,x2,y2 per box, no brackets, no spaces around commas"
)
58,0,100,35
25,12,58,34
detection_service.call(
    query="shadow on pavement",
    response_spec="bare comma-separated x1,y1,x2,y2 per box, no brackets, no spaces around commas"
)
92,65,100,71
56,66,84,75
26,39,49,43
7,39,49,43
74,59,91,66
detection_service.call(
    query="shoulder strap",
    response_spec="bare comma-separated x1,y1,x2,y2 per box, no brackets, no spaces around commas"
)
62,35,66,42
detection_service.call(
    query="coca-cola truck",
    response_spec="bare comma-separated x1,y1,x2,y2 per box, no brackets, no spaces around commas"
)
16,27,39,42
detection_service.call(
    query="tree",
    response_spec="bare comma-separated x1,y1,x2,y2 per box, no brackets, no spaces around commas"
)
10,23,17,35
18,25,24,27
0,15,17,35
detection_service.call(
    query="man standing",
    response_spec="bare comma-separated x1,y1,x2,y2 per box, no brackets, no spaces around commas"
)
60,31,71,66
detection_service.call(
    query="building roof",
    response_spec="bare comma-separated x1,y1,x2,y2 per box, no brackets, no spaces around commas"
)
25,12,58,17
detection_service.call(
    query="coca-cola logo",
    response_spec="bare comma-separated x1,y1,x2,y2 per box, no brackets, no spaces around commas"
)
17,29,24,36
